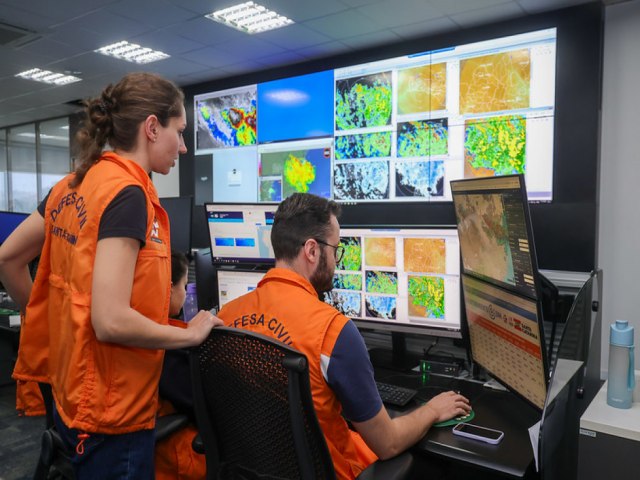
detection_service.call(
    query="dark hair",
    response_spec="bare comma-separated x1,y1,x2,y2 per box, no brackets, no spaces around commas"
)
171,250,189,285
271,193,341,261
71,72,185,187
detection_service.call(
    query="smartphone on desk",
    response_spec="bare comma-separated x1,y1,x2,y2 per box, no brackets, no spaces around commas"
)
452,423,504,444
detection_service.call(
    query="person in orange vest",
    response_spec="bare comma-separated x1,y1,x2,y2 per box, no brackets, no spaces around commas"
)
0,72,221,479
217,193,471,480
154,251,206,480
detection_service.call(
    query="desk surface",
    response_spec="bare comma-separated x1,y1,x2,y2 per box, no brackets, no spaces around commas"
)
376,370,541,478
580,371,640,442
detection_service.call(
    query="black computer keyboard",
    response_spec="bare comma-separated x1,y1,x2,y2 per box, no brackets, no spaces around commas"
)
376,381,418,407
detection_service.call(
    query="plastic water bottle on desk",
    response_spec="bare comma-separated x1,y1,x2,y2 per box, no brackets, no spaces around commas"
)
182,283,198,323
607,320,635,409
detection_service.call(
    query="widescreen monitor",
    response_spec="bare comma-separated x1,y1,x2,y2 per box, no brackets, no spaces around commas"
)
216,269,267,311
324,226,462,339
451,174,540,300
462,275,548,410
160,196,193,255
205,203,276,265
0,211,29,244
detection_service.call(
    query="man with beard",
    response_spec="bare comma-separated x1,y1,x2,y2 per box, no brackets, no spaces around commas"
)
217,193,470,480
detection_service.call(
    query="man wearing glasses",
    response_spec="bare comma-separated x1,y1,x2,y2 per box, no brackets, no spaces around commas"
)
217,193,470,480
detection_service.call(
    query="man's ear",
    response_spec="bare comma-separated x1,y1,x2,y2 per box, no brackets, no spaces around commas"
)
301,239,319,264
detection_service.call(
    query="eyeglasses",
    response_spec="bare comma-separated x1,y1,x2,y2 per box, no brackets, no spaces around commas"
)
304,239,345,263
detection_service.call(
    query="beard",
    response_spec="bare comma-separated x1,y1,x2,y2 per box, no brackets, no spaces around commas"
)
310,248,334,294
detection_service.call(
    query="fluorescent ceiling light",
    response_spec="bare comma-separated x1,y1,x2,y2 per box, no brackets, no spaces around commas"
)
94,41,169,64
206,1,294,34
15,68,81,85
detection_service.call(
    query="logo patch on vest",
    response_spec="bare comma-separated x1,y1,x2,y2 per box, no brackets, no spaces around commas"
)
150,218,163,244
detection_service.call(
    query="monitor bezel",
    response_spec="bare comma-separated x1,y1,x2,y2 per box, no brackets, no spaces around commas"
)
451,173,542,301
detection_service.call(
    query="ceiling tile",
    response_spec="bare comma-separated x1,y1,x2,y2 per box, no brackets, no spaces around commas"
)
165,16,246,45
340,29,402,49
516,0,591,14
294,41,351,60
108,0,198,29
450,2,525,28
131,30,206,56
258,24,332,50
358,0,444,28
253,50,308,69
428,0,513,16
304,9,383,39
391,16,460,39
263,0,350,21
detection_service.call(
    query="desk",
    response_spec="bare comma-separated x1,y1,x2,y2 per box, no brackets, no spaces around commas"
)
375,369,541,478
578,372,640,479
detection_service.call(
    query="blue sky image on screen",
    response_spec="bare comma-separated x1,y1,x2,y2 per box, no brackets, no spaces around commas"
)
257,70,334,143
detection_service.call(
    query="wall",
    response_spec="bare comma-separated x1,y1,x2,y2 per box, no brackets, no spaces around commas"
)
153,160,180,198
599,0,640,373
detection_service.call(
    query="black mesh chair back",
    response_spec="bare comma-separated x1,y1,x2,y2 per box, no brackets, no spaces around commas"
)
191,326,337,480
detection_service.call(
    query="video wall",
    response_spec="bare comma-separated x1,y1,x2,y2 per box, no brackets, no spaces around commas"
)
195,28,556,204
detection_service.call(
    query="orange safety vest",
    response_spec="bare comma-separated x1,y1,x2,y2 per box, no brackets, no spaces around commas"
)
13,151,171,434
218,268,376,479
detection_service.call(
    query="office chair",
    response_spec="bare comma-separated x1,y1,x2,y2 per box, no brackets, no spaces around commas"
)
33,383,190,480
191,326,435,480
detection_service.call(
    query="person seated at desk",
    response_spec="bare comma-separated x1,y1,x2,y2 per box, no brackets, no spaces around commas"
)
217,193,471,480
154,251,206,480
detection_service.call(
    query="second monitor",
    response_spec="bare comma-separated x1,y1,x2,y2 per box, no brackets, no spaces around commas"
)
325,226,462,339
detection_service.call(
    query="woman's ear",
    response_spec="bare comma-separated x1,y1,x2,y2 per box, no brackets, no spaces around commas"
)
144,115,159,142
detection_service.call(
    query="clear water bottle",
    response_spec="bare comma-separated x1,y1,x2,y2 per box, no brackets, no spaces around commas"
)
182,283,198,323
607,320,635,409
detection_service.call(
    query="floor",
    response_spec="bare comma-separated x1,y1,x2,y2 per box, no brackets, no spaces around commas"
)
0,382,43,480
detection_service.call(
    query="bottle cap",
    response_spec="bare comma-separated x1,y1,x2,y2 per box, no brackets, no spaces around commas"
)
186,283,197,294
610,320,634,347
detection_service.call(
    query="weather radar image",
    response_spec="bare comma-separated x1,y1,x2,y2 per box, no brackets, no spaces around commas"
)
258,141,332,202
195,86,257,152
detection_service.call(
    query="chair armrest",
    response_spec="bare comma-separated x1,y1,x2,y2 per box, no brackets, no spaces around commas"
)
192,433,204,454
357,451,448,480
155,414,189,442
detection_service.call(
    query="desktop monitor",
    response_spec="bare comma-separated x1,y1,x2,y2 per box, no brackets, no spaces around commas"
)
450,174,540,300
0,211,29,244
160,196,193,255
324,226,462,339
462,274,548,410
204,203,276,265
216,269,267,311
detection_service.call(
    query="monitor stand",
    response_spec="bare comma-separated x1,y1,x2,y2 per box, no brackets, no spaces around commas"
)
368,332,421,372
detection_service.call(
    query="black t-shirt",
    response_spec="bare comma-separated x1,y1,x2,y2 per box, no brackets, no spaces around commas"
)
38,186,147,244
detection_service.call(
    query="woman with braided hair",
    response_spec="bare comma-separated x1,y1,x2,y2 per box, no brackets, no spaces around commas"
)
0,72,222,479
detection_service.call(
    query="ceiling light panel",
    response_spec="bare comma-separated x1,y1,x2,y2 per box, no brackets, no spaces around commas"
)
206,2,294,34
94,41,170,64
15,68,82,85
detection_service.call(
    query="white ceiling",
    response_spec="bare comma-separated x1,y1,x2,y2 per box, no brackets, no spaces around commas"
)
0,0,604,129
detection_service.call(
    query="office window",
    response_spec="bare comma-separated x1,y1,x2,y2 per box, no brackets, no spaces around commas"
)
1,117,72,213
0,130,7,211
8,124,37,213
39,118,71,201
